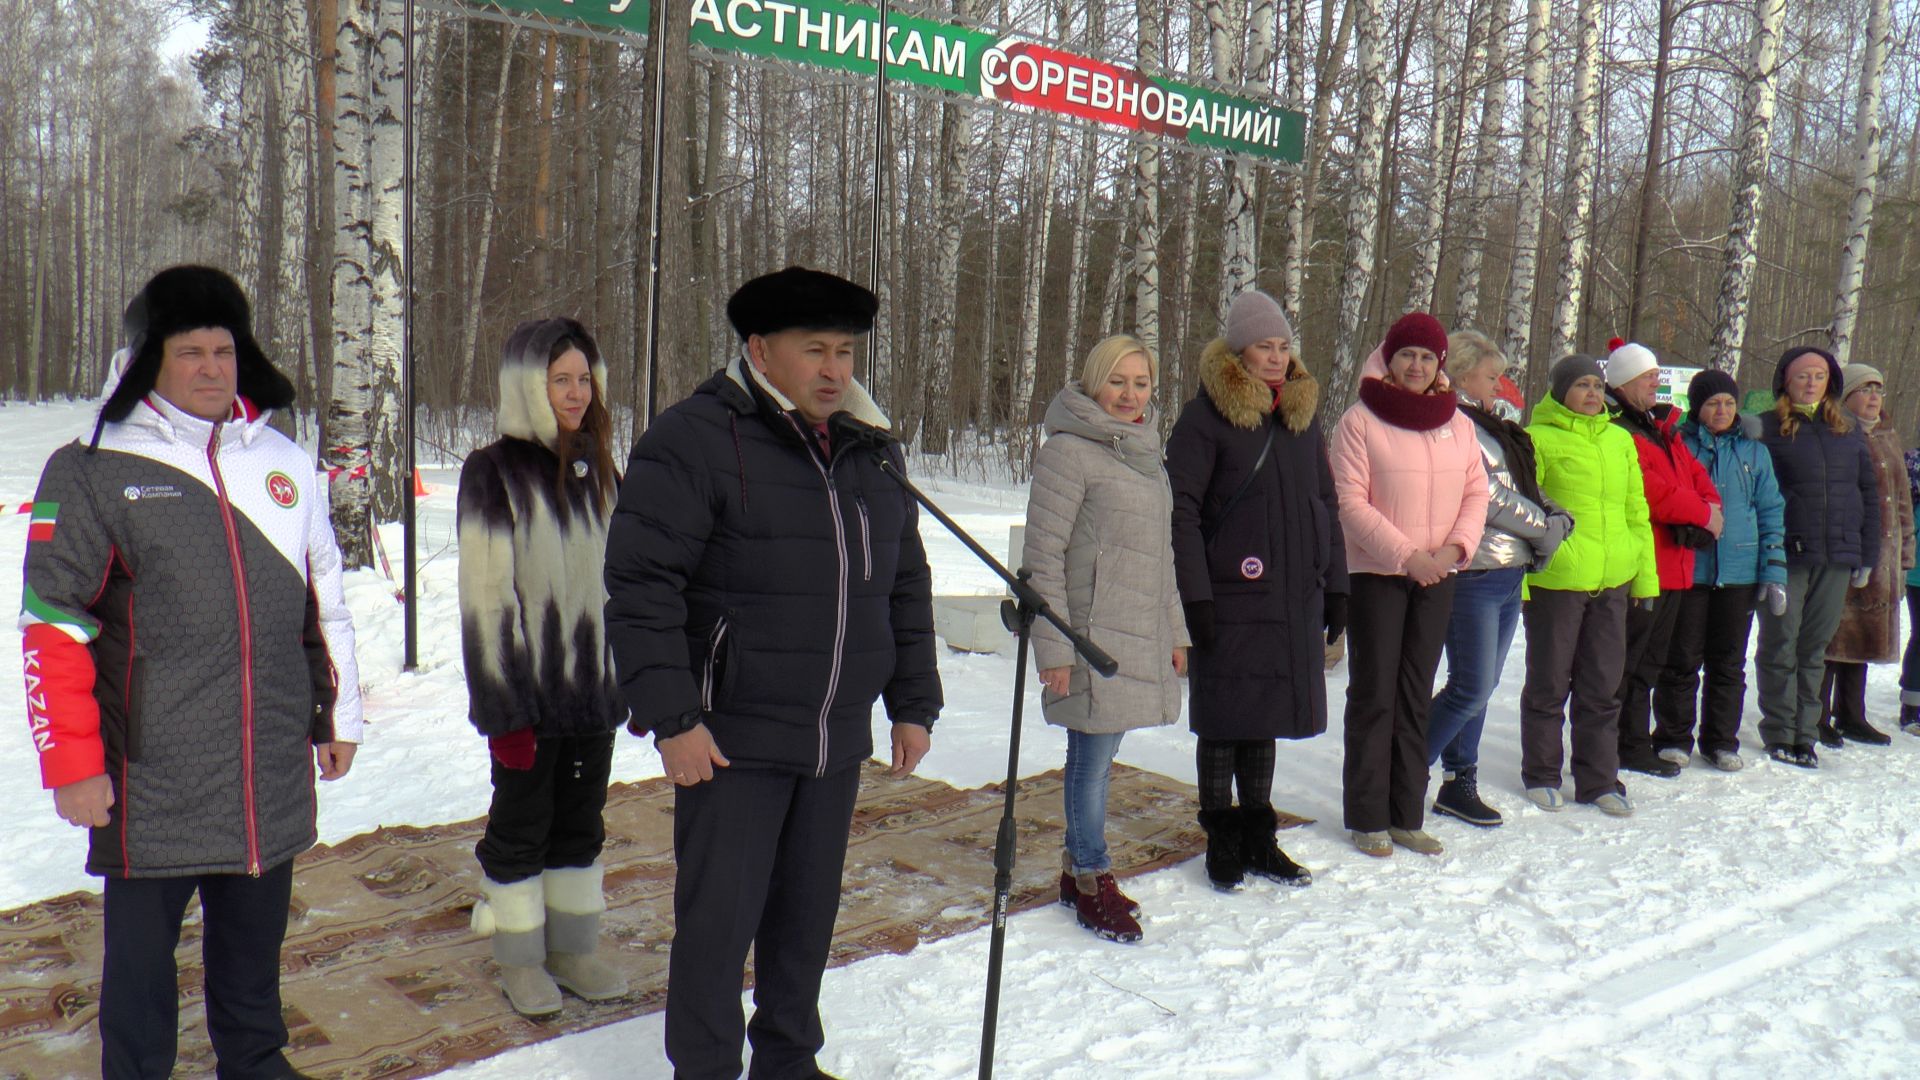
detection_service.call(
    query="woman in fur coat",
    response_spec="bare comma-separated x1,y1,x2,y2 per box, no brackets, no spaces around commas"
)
1023,335,1191,944
1167,289,1347,892
1819,364,1916,747
1328,313,1488,859
458,318,629,1017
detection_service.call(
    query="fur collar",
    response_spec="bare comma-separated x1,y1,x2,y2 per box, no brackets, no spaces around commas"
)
723,352,891,430
1198,337,1319,433
1357,377,1458,431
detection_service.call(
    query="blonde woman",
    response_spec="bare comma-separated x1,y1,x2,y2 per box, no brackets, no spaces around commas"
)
1024,335,1189,943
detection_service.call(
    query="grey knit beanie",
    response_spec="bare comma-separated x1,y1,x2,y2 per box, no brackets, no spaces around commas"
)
1225,290,1293,353
1548,354,1606,406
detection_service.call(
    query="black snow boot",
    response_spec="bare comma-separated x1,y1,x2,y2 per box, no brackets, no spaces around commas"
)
1196,808,1245,892
1816,718,1845,749
1239,803,1312,887
1835,713,1893,746
1901,704,1920,737
1432,766,1504,828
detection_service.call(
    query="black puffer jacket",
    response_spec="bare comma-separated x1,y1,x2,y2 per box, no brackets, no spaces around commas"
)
604,358,942,776
1757,346,1881,570
1167,338,1348,741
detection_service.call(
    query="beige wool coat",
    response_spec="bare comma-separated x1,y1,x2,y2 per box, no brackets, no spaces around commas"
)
1022,385,1191,733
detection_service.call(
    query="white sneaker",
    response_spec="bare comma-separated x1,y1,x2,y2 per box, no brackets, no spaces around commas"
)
1587,792,1634,817
1524,787,1566,811
1707,749,1744,772
1657,748,1691,768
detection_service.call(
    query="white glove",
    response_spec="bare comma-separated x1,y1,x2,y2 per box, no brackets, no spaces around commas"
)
1851,567,1872,589
1761,582,1788,616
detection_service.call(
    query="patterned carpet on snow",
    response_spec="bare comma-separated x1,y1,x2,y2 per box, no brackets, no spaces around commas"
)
0,763,1309,1078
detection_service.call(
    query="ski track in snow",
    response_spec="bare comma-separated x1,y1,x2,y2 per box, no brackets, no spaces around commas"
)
3,400,1917,1079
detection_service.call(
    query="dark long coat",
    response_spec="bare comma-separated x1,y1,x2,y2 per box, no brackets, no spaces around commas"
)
1166,338,1349,740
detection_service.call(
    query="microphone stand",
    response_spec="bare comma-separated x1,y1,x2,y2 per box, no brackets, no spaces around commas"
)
868,450,1116,1080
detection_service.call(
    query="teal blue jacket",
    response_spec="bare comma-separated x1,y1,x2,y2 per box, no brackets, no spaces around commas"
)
1681,417,1787,587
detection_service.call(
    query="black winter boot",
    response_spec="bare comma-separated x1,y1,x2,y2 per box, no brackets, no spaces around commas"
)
1901,704,1920,737
1239,803,1311,887
1816,718,1845,749
1835,713,1893,745
1196,808,1245,892
1432,766,1504,827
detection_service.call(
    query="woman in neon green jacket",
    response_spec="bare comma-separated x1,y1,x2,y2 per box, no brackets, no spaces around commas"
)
1520,355,1658,816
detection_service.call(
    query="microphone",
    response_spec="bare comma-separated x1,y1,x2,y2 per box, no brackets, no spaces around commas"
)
828,409,899,449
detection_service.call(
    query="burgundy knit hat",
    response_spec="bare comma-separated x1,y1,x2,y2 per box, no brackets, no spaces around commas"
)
1382,312,1449,366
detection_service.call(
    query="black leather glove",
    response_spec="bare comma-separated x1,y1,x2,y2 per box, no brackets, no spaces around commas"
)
1183,600,1217,650
1323,593,1348,645
1670,524,1716,550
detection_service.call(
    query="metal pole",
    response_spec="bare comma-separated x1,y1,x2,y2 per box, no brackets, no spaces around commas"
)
868,0,889,404
642,0,672,424
402,0,419,672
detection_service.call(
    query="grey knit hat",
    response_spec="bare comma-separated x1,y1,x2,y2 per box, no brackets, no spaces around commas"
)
1548,354,1606,406
1841,363,1886,400
1225,290,1294,353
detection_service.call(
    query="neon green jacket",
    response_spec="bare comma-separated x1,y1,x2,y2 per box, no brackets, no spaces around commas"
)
1525,395,1659,598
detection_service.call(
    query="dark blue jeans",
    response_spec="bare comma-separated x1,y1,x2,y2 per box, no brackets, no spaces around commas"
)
1427,567,1526,772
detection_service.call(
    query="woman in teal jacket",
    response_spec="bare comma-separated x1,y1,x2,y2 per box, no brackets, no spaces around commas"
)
1653,369,1786,770
1520,355,1658,816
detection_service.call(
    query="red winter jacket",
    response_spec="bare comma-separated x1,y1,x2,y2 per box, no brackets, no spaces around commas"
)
1611,400,1721,590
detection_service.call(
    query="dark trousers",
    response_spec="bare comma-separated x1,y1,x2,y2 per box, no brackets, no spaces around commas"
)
665,764,862,1080
1822,661,1869,730
1901,586,1920,705
475,732,616,883
1521,586,1629,802
1342,572,1456,833
1194,737,1276,811
1653,584,1758,755
100,859,295,1080
1614,589,1682,761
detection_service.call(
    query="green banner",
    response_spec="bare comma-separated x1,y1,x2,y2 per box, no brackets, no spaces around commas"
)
475,0,1304,163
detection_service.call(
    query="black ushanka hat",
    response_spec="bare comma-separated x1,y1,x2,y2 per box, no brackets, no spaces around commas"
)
98,265,295,431
725,266,878,342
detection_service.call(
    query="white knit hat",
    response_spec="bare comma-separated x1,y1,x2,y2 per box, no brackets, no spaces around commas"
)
1604,337,1659,388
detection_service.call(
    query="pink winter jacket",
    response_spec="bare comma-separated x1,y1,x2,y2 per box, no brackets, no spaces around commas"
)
1329,348,1490,576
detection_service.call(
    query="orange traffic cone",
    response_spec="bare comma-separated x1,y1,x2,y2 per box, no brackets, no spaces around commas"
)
413,468,430,498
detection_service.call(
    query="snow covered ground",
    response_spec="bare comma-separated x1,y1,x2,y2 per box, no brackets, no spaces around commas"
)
4,398,1919,1079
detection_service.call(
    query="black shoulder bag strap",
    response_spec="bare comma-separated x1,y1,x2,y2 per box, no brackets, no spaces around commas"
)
1202,419,1281,544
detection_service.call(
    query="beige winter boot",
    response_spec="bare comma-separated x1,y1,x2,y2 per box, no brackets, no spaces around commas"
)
542,863,630,1001
472,876,563,1017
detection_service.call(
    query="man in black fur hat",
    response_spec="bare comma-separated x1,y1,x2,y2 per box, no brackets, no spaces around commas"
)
20,265,361,1080
605,266,943,1078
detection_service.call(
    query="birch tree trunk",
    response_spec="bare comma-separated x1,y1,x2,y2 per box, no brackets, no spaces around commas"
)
1624,0,1674,340
1130,0,1164,358
457,30,517,405
1290,0,1356,332
1404,0,1456,314
920,0,979,454
1499,0,1550,380
1013,121,1058,425
1546,0,1599,361
1278,0,1308,326
1329,0,1387,411
1215,0,1272,314
1828,0,1891,368
1454,0,1509,330
1707,0,1786,376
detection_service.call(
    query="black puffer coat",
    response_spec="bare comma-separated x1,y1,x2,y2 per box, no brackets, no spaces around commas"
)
604,358,942,776
1167,339,1348,741
1757,346,1881,571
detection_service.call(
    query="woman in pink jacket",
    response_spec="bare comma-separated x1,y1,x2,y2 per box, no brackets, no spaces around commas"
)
1330,313,1489,858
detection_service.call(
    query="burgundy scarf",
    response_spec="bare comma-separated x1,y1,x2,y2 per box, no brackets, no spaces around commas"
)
1358,377,1458,431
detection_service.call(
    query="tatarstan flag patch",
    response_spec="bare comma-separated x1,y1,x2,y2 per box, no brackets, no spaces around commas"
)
26,503,56,542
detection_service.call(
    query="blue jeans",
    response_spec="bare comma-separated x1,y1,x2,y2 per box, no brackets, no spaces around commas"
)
1063,729,1126,874
1427,567,1526,771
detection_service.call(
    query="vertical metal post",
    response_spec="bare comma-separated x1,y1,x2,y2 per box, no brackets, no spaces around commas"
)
868,0,889,403
401,0,419,672
643,0,672,424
